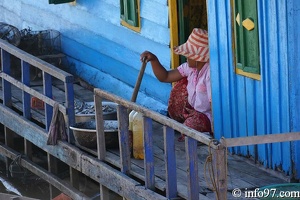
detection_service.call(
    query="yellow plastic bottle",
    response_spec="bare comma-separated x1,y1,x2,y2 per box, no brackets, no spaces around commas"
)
128,110,136,156
132,112,144,159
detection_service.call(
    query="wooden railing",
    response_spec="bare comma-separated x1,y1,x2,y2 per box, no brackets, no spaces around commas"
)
0,39,224,199
94,89,224,200
4,37,298,200
0,39,75,141
0,39,82,198
0,38,228,199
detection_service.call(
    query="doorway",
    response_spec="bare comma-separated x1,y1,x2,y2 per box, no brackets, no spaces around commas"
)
169,0,208,67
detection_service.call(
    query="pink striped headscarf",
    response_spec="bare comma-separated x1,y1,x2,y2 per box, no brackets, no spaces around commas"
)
173,28,209,62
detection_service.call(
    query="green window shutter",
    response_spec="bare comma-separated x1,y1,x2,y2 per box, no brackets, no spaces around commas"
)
120,0,125,21
234,0,260,74
128,0,138,27
120,0,138,27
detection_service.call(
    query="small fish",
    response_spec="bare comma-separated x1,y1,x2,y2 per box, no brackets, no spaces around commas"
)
0,176,22,196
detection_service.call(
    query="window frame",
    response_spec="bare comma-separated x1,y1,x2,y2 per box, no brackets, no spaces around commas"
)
120,0,141,32
232,0,261,80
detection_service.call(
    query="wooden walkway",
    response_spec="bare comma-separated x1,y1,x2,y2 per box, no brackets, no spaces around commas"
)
0,79,289,200
0,39,290,199
90,122,288,200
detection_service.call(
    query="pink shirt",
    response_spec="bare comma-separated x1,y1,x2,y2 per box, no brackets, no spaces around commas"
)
177,62,212,121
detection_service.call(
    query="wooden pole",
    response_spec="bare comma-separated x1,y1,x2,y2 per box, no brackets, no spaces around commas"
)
224,132,300,147
212,143,227,200
131,60,147,103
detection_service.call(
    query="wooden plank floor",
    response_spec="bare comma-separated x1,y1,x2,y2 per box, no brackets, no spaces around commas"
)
0,78,289,200
79,120,288,200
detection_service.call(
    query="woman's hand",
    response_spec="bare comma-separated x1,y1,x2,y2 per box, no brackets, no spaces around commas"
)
140,51,157,63
140,50,182,83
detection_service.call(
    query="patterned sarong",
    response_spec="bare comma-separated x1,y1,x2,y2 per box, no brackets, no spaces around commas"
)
167,77,213,137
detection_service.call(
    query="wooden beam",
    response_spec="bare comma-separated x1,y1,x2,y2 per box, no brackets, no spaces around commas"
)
81,154,168,200
185,137,199,200
94,89,216,148
144,117,155,190
37,53,65,60
0,104,167,200
94,95,110,200
212,144,227,200
21,60,33,160
117,105,131,174
0,144,89,200
223,132,300,147
0,104,82,169
0,72,66,114
0,39,72,82
164,126,177,198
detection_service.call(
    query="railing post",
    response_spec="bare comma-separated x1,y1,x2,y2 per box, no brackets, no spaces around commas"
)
43,72,60,198
65,79,75,144
1,49,14,177
22,60,33,159
185,137,199,200
1,49,12,107
144,117,155,190
212,142,227,200
118,104,131,174
95,95,110,200
43,71,53,131
64,77,78,193
21,60,31,119
164,126,177,198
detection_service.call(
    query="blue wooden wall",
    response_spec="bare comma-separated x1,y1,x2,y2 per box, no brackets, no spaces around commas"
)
0,0,171,114
208,0,300,179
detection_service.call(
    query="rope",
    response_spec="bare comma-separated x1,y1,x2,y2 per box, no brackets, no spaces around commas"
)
9,154,27,179
204,140,219,199
221,137,229,189
204,138,228,200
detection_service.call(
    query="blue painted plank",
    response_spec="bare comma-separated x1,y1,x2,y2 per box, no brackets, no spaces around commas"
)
117,105,131,174
218,0,235,148
1,49,12,107
256,0,269,166
206,0,298,176
245,80,255,156
277,0,291,174
225,0,237,142
44,72,53,131
76,0,120,25
287,0,300,179
21,1,170,47
164,126,177,198
62,31,170,73
208,0,223,140
140,19,170,46
140,1,169,27
143,117,155,190
2,1,21,13
21,60,31,119
255,80,268,164
65,81,75,143
62,39,172,104
235,76,247,155
185,137,199,200
267,0,282,169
